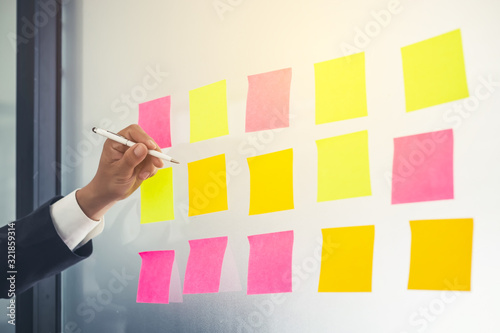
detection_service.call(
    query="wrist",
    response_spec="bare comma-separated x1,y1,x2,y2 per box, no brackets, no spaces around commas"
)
76,181,117,221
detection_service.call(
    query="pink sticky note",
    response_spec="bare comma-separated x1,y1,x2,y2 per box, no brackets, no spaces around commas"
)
247,230,294,295
392,129,454,204
138,96,172,148
183,236,228,294
136,250,175,304
245,68,292,132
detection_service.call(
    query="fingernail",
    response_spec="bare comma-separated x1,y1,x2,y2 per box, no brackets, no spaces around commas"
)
134,144,146,157
148,140,156,149
139,171,150,180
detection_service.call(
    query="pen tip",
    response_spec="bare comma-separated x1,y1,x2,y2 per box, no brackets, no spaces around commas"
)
171,159,180,164
92,127,97,133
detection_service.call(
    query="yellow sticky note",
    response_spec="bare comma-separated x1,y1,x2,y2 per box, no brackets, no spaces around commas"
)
316,130,372,202
189,80,229,143
140,168,174,224
319,225,375,292
402,29,469,111
188,154,228,216
314,52,368,124
408,218,473,291
247,149,294,215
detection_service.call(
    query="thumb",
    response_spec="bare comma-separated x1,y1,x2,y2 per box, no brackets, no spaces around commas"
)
117,143,148,173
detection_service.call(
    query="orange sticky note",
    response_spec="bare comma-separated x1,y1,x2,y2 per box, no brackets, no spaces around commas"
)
247,149,294,215
408,218,473,291
318,225,375,292
188,154,228,216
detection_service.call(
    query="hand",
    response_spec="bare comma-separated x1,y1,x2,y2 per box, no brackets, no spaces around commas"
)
76,124,164,220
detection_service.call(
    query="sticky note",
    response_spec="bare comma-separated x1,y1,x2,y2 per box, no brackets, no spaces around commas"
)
318,225,375,292
245,68,292,132
316,130,372,202
138,96,172,148
314,52,368,124
188,154,228,216
183,236,228,294
392,129,454,204
247,149,294,215
137,250,175,303
247,230,294,295
402,29,469,111
140,167,174,223
189,80,229,143
408,218,473,291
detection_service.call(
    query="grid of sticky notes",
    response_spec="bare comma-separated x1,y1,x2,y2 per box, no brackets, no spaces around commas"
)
137,29,475,301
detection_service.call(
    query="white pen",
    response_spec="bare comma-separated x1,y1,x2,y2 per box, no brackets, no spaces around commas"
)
92,127,179,164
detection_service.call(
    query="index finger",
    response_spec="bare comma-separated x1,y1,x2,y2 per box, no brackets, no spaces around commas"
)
118,124,162,152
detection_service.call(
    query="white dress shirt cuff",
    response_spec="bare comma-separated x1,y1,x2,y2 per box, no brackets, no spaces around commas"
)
49,190,105,251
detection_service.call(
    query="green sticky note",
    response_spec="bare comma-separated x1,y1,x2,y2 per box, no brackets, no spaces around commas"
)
402,29,469,111
141,168,174,223
316,130,372,201
314,52,368,124
189,80,229,143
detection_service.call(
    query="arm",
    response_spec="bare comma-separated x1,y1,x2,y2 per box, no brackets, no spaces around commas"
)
0,125,163,298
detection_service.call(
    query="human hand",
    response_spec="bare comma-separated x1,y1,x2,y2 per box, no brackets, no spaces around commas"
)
76,124,164,220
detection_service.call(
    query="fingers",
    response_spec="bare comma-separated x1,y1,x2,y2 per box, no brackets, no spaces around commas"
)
115,125,164,168
117,143,149,174
119,124,161,152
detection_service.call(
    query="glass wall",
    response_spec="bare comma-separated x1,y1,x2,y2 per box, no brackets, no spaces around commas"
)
0,0,17,332
60,1,500,332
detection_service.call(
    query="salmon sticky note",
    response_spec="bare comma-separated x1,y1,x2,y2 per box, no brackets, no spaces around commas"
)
408,218,473,291
138,96,171,148
137,251,175,303
245,68,292,132
402,29,469,111
141,167,174,223
183,236,228,294
188,154,228,216
318,225,375,292
247,148,294,215
189,80,229,143
314,52,368,124
247,230,294,295
316,130,372,202
392,129,454,204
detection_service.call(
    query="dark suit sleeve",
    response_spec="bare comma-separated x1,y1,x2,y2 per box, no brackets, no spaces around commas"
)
0,197,93,298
